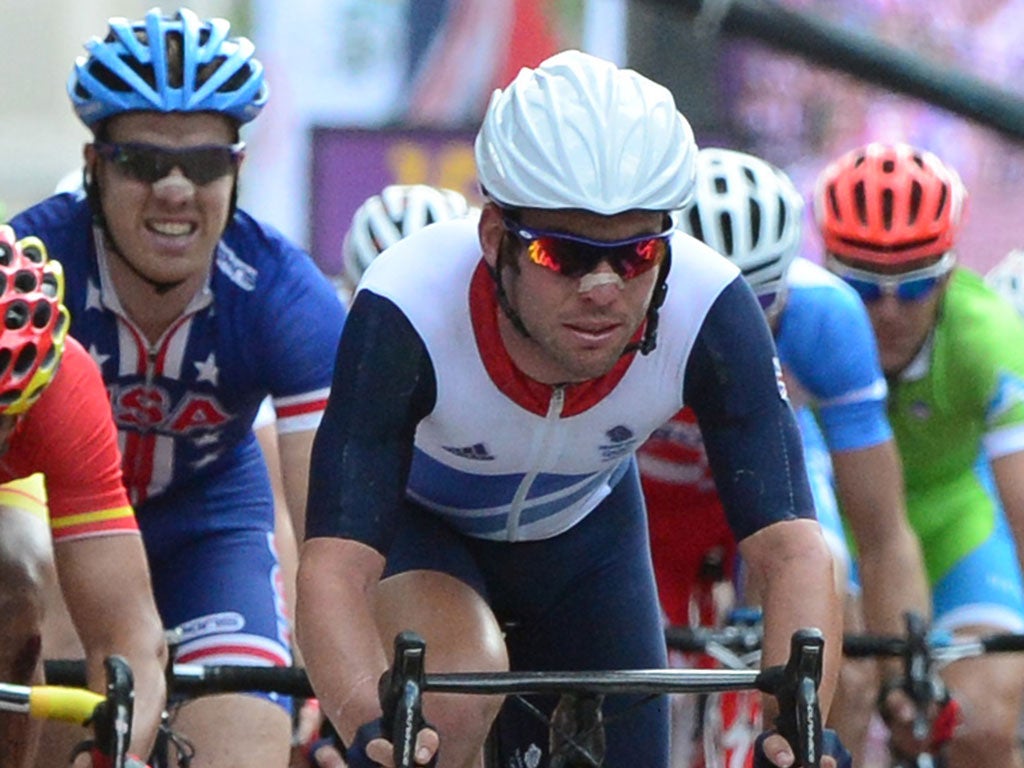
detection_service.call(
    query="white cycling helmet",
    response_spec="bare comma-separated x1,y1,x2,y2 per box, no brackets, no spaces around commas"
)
475,49,697,214
341,184,473,291
682,148,804,299
986,249,1024,318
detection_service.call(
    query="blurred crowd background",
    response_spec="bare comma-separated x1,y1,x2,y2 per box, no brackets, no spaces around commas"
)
5,0,1024,280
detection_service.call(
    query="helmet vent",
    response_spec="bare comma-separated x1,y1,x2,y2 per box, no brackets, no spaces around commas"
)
827,186,840,220
776,202,788,241
714,176,728,194
883,159,895,173
718,213,735,255
749,200,762,249
909,182,922,224
687,207,705,242
165,33,184,89
13,345,36,377
32,303,52,329
21,244,43,264
854,181,868,225
14,271,37,293
41,274,58,298
5,302,29,330
883,189,894,230
0,244,12,267
936,185,948,221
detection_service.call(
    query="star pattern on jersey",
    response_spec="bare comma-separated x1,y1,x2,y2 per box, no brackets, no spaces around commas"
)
88,344,110,369
194,353,219,386
85,279,103,312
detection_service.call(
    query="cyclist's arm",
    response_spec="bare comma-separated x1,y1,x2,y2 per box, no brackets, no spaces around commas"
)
29,342,168,757
298,291,436,745
278,429,315,547
53,534,167,759
687,278,842,715
992,448,1024,577
833,442,929,644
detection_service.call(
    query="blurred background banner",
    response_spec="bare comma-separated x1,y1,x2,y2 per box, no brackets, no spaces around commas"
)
309,127,477,276
2,0,1024,281
243,0,575,269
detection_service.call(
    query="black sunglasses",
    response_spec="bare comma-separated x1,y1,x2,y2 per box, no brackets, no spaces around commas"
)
93,141,245,186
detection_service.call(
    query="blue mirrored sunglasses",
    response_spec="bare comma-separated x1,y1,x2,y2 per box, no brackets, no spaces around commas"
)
827,252,955,304
841,275,942,303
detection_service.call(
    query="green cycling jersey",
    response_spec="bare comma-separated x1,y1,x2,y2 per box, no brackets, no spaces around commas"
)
887,268,1024,583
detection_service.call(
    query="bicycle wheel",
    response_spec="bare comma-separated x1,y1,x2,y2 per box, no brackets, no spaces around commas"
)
702,689,761,768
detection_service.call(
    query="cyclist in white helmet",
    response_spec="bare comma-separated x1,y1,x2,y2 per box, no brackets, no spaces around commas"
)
639,147,929,763
297,51,847,768
339,184,477,300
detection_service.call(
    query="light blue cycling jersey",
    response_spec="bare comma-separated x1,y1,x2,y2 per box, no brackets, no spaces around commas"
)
776,257,891,452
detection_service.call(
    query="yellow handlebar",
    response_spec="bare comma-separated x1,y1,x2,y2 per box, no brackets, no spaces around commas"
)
28,686,105,724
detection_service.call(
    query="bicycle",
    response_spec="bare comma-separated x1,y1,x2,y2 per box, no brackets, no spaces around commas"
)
843,612,1024,768
670,612,1024,768
45,629,313,768
666,610,764,768
14,655,135,767
374,626,826,768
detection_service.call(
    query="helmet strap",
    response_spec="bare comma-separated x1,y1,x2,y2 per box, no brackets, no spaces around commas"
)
488,234,532,340
623,251,671,357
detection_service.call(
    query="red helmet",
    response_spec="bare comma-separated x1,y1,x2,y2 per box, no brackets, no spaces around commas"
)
813,142,967,267
0,226,70,415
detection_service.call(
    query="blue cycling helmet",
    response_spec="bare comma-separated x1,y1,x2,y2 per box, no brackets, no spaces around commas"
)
68,7,268,128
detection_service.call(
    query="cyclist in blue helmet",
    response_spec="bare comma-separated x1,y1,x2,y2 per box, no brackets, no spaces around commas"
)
12,8,346,768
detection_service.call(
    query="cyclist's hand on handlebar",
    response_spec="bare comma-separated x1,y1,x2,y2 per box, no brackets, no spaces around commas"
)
306,737,346,768
880,683,961,759
345,718,439,767
879,685,927,756
754,728,852,767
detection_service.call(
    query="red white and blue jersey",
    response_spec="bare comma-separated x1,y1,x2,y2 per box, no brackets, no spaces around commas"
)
11,194,346,510
307,219,816,550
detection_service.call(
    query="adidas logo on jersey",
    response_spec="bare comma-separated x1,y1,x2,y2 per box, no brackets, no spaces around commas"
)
442,442,495,461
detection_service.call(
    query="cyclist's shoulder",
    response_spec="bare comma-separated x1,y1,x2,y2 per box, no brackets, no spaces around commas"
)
9,194,93,257
778,259,880,379
937,267,1024,366
215,210,344,316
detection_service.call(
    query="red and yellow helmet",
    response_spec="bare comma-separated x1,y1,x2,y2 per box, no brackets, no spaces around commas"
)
0,226,70,415
813,142,967,268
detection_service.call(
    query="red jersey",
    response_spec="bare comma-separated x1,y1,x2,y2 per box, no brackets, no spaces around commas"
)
0,337,137,541
637,406,737,625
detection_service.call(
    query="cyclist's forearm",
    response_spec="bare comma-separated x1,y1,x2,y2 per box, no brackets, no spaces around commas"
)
858,536,930,678
742,519,843,718
297,537,389,742
85,644,166,757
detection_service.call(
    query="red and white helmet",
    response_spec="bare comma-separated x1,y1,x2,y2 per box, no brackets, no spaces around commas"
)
813,142,967,268
0,226,71,415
